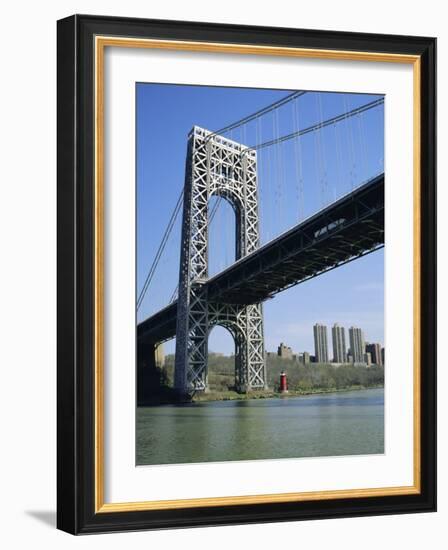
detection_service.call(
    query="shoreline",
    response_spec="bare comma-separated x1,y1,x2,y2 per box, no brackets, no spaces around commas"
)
191,384,383,403
139,384,384,407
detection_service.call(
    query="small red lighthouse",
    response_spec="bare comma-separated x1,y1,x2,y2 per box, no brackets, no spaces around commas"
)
279,371,288,393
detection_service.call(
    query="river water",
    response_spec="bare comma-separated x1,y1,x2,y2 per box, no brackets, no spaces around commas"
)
136,388,384,465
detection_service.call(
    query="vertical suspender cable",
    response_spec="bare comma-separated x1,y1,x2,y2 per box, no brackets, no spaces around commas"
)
357,109,367,181
334,118,343,198
316,92,328,207
313,96,323,208
344,93,356,191
274,109,281,234
255,115,263,244
293,96,304,221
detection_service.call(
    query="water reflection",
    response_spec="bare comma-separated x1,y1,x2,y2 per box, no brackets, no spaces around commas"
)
136,388,384,465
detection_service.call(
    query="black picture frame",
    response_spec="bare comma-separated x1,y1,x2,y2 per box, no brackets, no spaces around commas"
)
57,14,436,534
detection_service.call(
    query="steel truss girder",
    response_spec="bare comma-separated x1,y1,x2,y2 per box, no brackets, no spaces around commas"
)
174,127,266,394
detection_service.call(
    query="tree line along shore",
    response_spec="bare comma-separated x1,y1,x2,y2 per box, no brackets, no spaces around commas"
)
139,353,384,405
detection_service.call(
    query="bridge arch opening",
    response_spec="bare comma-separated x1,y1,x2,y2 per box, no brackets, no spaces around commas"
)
208,195,238,277
207,324,237,392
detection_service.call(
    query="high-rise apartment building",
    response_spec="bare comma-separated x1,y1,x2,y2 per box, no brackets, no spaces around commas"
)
366,343,383,365
349,326,365,364
313,323,329,363
332,323,347,363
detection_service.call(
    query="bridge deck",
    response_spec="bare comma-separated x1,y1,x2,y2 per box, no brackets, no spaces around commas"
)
138,174,384,343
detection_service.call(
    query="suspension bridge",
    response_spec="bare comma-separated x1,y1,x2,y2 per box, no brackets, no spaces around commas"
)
136,90,384,398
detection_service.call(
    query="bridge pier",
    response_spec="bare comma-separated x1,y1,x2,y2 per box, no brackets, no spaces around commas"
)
137,340,173,405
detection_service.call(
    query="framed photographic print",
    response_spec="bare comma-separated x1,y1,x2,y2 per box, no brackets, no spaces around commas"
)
57,14,436,534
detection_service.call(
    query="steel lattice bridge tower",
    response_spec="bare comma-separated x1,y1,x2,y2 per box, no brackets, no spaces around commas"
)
175,126,266,394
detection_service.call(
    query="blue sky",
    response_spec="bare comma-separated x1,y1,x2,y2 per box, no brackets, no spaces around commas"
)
136,83,384,355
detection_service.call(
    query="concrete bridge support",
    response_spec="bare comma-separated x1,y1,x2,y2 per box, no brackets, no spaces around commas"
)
137,340,171,405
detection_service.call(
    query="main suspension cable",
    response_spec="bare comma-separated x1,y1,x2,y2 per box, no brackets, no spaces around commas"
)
136,189,184,311
248,97,384,152
206,91,308,141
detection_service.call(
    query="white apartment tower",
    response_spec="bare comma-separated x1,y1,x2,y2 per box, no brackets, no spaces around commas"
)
313,323,329,363
332,323,347,363
349,326,365,364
